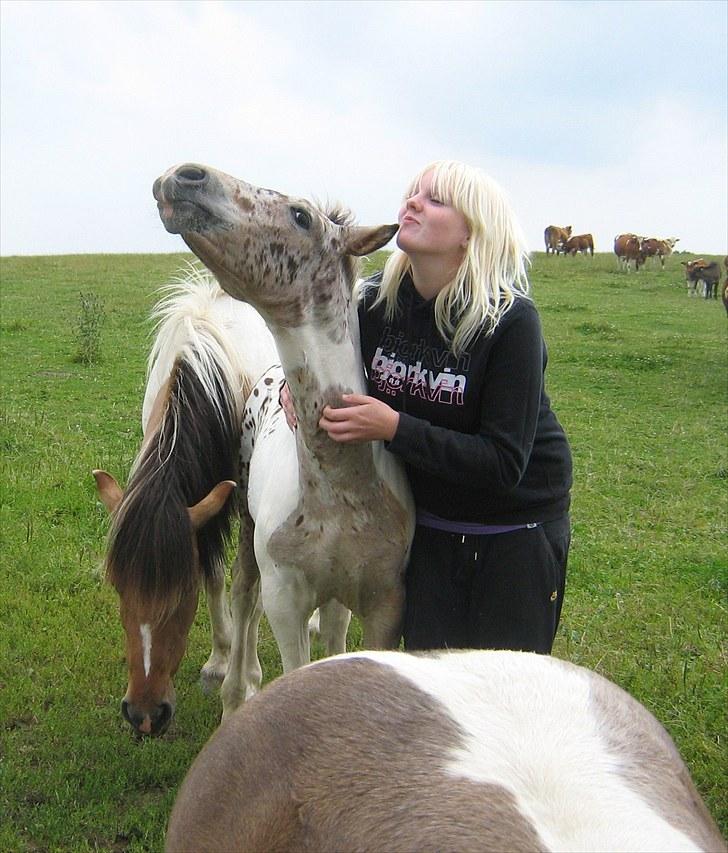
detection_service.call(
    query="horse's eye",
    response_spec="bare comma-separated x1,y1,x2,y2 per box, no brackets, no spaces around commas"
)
291,207,312,230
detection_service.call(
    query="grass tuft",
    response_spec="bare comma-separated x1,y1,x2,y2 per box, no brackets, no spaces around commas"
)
73,291,106,365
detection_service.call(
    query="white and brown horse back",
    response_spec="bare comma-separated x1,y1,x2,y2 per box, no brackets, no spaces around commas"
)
166,650,725,853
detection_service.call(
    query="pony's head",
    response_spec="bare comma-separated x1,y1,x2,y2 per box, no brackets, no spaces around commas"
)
94,469,234,736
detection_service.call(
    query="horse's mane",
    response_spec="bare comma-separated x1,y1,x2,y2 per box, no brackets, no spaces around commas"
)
322,202,361,291
106,276,244,626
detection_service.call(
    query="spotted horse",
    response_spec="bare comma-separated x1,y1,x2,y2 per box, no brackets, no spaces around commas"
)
153,164,415,719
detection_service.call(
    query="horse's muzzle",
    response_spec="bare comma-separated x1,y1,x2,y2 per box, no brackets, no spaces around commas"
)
153,164,220,235
122,698,174,737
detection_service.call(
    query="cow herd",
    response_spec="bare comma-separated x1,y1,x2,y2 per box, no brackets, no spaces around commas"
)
545,224,727,311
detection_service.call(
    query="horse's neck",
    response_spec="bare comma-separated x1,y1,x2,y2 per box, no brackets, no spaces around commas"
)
272,320,376,485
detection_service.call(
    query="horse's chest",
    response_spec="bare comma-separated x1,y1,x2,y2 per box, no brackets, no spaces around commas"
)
268,482,409,611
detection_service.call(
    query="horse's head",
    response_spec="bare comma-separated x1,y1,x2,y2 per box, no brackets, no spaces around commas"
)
94,469,234,736
152,163,397,331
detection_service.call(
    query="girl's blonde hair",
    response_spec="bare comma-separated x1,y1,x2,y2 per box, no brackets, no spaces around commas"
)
373,160,530,355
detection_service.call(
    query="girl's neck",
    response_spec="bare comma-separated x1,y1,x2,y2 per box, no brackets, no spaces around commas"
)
408,255,461,301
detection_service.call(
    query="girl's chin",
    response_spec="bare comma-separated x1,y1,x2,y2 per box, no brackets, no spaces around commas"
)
396,231,417,252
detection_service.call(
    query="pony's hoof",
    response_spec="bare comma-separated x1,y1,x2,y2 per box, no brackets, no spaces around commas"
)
200,666,225,695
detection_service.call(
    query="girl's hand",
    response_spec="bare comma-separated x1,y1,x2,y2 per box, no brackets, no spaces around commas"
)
319,394,399,443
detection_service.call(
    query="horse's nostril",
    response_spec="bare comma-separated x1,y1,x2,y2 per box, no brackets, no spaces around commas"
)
121,699,132,725
156,702,173,733
177,166,207,184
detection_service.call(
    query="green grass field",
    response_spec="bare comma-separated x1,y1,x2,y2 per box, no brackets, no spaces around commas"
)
1,250,726,851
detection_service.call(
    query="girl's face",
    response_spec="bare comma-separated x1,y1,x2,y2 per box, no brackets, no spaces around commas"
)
396,170,470,263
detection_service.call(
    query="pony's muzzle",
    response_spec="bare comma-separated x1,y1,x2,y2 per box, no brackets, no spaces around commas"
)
153,164,222,235
174,164,209,187
122,698,174,737
152,164,210,202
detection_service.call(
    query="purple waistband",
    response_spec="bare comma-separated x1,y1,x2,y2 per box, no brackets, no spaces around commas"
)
416,509,540,536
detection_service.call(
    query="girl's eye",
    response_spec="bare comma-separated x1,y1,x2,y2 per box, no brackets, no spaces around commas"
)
429,196,443,205
291,207,312,230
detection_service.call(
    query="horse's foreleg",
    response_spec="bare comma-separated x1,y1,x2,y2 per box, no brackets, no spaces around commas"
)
317,599,351,657
221,516,263,721
200,562,233,693
261,568,314,673
361,583,405,650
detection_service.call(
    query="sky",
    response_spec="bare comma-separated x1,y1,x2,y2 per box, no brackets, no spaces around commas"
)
1,0,726,257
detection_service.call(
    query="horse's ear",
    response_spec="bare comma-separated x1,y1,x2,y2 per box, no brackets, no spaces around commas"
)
344,224,399,257
188,480,236,531
93,469,123,514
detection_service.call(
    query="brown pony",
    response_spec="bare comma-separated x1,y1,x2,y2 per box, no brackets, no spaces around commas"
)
94,272,276,735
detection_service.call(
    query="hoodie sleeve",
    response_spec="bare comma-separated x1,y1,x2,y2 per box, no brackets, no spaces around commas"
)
386,304,545,492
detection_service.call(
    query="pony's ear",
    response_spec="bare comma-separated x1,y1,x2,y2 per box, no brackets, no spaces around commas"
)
344,224,399,257
93,469,123,514
188,480,236,530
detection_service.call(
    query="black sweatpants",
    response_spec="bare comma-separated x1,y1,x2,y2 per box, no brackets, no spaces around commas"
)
403,515,570,654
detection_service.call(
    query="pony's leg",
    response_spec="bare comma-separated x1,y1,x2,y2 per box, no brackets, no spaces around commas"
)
361,584,405,651
317,599,351,657
221,517,263,720
243,593,263,695
200,563,233,693
261,568,315,674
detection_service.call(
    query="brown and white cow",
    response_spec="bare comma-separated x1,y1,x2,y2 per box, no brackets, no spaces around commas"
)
614,233,646,271
641,237,679,268
165,650,726,853
544,225,571,255
563,233,594,256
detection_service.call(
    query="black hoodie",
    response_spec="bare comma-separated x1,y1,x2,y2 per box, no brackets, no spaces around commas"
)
358,273,572,525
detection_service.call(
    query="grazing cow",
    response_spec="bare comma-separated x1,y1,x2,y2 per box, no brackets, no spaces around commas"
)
614,233,646,271
544,224,571,255
165,650,727,853
683,259,720,299
563,233,594,256
641,237,679,269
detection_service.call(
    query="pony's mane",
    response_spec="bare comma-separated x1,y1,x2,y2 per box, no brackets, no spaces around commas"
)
147,265,255,418
320,202,361,292
324,204,354,228
106,275,245,626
